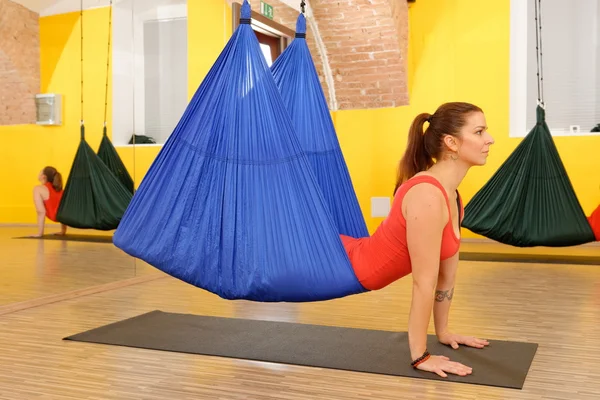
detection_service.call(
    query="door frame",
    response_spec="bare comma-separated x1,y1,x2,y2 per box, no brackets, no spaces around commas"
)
231,2,296,56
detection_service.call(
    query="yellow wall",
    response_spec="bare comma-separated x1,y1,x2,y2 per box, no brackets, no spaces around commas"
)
335,0,600,236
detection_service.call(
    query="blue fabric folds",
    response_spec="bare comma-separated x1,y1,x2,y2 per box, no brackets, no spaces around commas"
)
271,14,368,239
113,1,366,302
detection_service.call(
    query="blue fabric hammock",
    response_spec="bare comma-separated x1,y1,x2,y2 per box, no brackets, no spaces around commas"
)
113,1,367,302
271,14,368,239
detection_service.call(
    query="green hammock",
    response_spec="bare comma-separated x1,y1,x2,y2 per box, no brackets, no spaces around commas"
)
56,126,132,230
97,127,134,194
55,3,132,230
462,106,595,247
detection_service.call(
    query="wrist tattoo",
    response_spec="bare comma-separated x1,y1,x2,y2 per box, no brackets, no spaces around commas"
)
435,287,454,302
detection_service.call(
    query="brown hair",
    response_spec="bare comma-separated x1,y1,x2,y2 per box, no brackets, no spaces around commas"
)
43,166,63,192
394,102,483,193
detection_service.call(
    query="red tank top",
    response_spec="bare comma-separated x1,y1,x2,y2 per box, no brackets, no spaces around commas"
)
341,175,463,291
588,203,600,241
43,182,63,222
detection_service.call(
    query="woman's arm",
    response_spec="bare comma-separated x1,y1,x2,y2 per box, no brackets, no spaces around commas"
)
404,184,473,378
404,184,445,360
434,251,490,350
32,186,47,237
433,252,458,338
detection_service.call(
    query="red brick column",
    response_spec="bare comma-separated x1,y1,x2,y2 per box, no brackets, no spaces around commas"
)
0,0,40,126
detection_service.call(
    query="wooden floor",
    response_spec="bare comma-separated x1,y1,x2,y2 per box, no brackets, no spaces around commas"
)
1,226,600,399
0,227,157,306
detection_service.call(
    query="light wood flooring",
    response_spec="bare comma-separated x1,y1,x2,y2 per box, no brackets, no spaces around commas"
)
1,226,599,399
0,227,157,306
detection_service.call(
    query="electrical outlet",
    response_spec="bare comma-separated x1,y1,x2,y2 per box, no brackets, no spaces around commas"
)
371,197,390,217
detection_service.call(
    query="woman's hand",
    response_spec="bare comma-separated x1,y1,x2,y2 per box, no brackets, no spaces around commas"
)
438,331,490,349
415,355,472,378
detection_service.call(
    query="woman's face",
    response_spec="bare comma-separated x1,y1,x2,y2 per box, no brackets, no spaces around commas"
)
454,111,495,167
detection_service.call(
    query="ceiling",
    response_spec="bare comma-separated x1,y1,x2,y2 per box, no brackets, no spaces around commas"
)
8,0,58,13
10,0,115,16
11,0,313,17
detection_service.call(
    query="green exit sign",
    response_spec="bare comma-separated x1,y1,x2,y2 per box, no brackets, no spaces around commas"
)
261,1,274,19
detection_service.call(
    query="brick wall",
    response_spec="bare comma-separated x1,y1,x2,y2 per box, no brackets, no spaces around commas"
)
389,0,410,105
311,0,409,110
232,0,409,110
0,0,40,126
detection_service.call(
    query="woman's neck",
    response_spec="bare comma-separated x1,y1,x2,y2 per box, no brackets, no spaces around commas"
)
426,159,469,194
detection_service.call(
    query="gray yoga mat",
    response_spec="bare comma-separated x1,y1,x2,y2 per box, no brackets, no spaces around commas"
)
64,310,537,389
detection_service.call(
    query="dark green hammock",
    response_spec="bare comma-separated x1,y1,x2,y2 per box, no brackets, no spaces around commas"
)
56,126,133,230
55,4,133,230
462,106,595,247
97,127,135,194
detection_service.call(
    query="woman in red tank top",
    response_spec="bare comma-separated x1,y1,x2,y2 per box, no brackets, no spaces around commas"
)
341,102,495,378
32,166,67,237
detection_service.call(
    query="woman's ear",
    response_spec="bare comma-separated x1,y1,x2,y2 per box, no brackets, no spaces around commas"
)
443,134,459,153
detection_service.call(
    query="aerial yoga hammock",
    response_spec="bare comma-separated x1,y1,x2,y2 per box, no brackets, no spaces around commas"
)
462,0,596,247
113,1,367,302
270,10,368,239
56,1,133,230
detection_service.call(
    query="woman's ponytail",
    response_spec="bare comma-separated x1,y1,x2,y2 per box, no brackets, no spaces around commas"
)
394,113,433,194
53,172,63,192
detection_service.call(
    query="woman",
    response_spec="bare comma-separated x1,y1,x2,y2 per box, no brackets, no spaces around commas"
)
32,166,67,237
341,102,494,378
